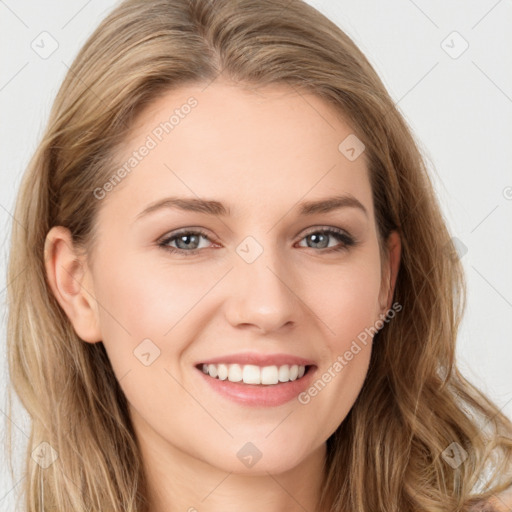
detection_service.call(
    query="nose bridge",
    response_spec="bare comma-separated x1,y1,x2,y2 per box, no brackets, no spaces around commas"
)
224,234,298,332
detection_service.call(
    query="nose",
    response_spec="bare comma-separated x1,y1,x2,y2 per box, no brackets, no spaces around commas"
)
223,245,300,334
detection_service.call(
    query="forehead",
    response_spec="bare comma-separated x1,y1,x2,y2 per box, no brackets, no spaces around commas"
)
105,79,373,220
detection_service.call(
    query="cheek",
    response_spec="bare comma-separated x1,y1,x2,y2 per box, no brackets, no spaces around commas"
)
90,252,210,417
91,249,224,393
307,252,383,346
93,250,212,340
296,251,381,430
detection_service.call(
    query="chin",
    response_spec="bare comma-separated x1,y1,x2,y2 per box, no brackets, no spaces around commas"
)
202,440,315,476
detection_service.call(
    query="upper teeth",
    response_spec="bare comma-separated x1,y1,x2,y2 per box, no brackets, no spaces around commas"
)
201,363,307,385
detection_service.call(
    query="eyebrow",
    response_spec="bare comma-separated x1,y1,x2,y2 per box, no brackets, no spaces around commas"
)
134,193,368,221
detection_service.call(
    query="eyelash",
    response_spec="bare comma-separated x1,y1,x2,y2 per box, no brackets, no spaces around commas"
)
157,227,357,256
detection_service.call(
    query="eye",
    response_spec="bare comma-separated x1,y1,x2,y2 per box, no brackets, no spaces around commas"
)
158,229,213,256
296,227,356,253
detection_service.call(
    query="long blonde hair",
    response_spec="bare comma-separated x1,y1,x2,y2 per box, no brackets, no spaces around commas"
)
5,0,512,510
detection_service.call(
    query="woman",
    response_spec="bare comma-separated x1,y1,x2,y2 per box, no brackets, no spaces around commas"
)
5,0,512,510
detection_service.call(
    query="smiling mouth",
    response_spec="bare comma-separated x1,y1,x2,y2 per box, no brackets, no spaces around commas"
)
195,363,314,386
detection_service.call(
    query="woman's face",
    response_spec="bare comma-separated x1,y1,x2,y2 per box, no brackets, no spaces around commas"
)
47,80,400,476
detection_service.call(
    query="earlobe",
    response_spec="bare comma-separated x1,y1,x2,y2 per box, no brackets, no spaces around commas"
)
44,226,102,343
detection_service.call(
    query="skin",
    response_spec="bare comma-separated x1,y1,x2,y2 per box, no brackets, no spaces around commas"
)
45,78,401,512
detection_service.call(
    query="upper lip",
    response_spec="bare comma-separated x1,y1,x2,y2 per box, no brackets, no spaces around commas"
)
196,352,316,367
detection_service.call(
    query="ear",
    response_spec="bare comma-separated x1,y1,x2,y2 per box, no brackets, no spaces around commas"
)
44,226,102,343
378,230,401,314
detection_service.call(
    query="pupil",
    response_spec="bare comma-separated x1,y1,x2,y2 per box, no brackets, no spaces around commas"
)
310,233,327,248
178,234,198,249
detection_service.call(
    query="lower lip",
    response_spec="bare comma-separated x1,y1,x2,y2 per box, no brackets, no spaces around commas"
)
195,365,317,407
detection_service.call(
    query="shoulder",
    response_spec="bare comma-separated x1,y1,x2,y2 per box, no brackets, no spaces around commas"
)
471,491,512,511
487,491,512,511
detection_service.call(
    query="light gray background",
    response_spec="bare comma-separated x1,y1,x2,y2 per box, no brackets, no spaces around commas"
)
1,1,511,509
